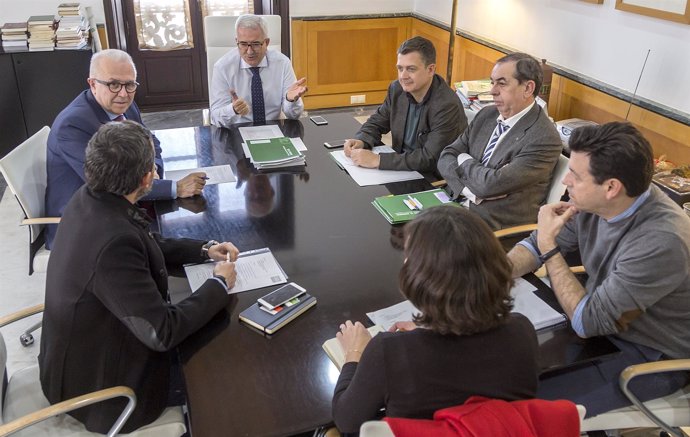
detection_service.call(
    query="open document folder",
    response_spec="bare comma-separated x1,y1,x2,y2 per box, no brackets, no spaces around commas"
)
366,278,565,331
329,146,424,186
184,248,287,294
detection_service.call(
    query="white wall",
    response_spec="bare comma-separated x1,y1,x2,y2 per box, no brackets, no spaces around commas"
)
414,0,690,115
0,0,105,25
290,0,413,17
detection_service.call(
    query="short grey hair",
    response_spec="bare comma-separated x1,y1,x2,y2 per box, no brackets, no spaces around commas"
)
90,49,137,78
235,14,268,40
85,121,154,195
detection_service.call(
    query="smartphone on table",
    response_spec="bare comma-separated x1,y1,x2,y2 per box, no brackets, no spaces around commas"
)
257,282,306,310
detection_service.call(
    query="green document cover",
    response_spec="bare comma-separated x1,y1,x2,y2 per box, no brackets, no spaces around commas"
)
246,137,303,164
372,188,457,224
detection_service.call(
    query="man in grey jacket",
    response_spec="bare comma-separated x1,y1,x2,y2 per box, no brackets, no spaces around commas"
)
437,53,562,230
508,121,690,417
343,36,466,173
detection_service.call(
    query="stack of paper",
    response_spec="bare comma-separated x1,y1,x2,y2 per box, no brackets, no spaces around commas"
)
164,165,236,185
372,188,457,224
329,146,424,186
1,22,28,50
244,137,305,170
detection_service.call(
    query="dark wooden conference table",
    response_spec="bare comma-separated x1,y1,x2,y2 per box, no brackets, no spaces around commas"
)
154,111,617,437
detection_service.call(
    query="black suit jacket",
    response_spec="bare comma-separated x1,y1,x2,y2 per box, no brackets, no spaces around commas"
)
39,186,229,433
355,74,466,172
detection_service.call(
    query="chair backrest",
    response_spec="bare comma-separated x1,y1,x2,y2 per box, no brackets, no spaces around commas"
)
0,126,51,244
546,153,569,204
204,15,282,97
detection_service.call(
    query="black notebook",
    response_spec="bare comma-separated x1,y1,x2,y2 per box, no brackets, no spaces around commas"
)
239,293,317,334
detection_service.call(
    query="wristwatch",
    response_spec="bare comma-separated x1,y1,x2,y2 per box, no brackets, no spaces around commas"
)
539,246,561,264
201,240,220,259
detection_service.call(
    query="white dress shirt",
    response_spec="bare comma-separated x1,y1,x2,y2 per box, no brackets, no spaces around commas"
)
210,49,304,126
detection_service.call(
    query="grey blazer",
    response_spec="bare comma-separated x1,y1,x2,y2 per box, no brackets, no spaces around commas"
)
437,103,562,230
355,74,466,172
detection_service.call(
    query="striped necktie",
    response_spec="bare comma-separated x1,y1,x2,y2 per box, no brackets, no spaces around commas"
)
250,67,266,124
481,121,509,165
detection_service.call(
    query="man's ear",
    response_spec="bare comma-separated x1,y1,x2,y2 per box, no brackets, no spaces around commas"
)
142,170,155,189
524,80,536,98
427,63,436,75
604,178,625,200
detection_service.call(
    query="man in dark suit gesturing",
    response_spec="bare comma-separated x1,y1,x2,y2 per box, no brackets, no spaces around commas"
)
44,49,206,249
40,121,238,433
437,53,562,230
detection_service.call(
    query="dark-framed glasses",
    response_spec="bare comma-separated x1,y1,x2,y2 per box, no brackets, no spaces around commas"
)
237,40,266,51
93,78,139,93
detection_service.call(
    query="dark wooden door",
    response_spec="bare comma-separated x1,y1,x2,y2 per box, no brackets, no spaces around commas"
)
121,0,208,110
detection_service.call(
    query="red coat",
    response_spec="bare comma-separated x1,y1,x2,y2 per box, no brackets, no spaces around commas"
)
384,396,579,437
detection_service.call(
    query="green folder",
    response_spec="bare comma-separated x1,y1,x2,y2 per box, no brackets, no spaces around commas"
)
372,188,458,224
245,137,303,165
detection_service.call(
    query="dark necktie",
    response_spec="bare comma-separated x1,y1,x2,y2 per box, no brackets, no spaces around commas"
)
113,114,125,122
481,121,509,165
250,67,266,124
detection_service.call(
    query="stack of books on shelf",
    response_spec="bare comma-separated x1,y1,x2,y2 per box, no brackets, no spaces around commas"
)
56,3,89,50
1,22,28,51
28,15,57,51
372,188,458,224
455,80,494,112
244,137,305,170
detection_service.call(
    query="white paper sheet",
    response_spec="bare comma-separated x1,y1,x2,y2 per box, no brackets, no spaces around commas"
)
366,278,566,332
165,165,236,185
366,300,420,331
511,277,566,330
184,248,287,294
330,146,424,186
238,125,284,142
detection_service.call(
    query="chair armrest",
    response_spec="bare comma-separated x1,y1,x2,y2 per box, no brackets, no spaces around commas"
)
21,217,61,225
494,224,537,239
619,359,690,437
0,304,44,328
0,386,137,437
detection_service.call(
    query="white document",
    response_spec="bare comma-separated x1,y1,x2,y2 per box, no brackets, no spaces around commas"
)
365,278,565,332
165,165,236,185
184,248,287,294
330,146,424,186
366,300,420,331
511,277,566,330
238,125,284,142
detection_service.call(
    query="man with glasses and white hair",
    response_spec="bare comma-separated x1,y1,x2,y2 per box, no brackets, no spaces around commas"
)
210,14,307,126
45,49,206,249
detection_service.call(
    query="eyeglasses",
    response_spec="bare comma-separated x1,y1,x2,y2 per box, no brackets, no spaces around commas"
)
237,40,266,51
93,78,139,93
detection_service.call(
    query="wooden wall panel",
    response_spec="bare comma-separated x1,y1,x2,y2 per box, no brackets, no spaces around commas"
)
549,74,690,163
291,16,689,163
454,37,503,83
410,19,451,83
291,18,410,109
